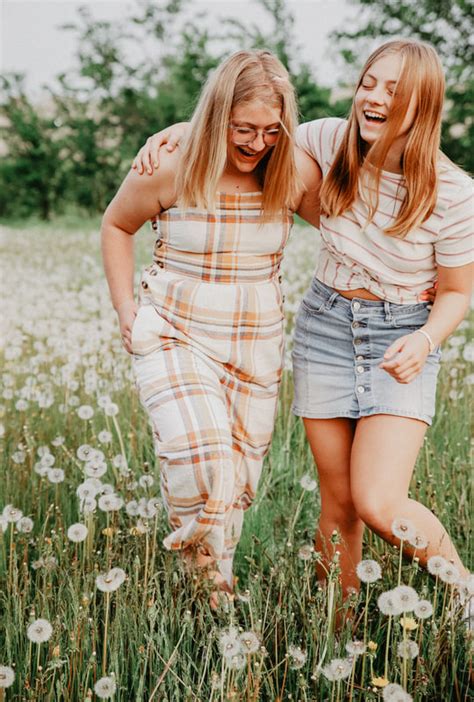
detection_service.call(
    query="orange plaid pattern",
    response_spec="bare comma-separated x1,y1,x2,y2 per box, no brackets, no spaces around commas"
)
132,192,292,584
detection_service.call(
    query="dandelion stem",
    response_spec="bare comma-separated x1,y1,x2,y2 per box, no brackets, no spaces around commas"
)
102,591,110,675
360,581,370,686
397,538,404,586
384,615,393,680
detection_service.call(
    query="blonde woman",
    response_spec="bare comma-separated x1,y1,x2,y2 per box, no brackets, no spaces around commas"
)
102,50,320,606
134,40,472,597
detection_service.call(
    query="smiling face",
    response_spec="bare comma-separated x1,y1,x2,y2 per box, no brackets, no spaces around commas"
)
226,100,282,175
355,52,417,148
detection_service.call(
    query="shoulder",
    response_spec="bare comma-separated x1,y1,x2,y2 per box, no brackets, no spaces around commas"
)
296,118,347,166
437,158,473,207
295,146,322,186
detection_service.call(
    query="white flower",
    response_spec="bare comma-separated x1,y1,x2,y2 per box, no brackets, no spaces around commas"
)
77,405,94,420
299,473,317,491
40,453,55,467
288,645,307,669
80,496,97,514
218,626,241,659
408,531,428,550
96,567,126,593
378,589,403,616
397,639,419,660
427,555,448,576
356,559,382,583
239,631,261,654
0,665,15,688
112,454,127,469
84,461,107,478
391,517,416,542
27,618,53,643
16,516,34,533
98,494,123,512
298,544,314,561
456,574,474,604
3,505,23,523
321,657,353,681
139,475,154,488
383,683,412,701
47,468,65,484
345,640,366,656
98,430,112,444
104,402,119,417
94,675,117,698
439,563,460,585
67,523,88,543
414,599,434,619
393,585,419,612
77,444,94,461
125,500,139,517
51,436,65,447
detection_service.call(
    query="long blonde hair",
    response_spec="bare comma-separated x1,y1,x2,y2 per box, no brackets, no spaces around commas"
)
176,50,299,219
321,40,445,238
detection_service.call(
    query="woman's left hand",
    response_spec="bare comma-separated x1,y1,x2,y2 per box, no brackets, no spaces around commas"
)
379,332,432,384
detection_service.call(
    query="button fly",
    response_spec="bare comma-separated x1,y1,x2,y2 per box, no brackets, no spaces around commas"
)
353,301,361,311
357,385,365,394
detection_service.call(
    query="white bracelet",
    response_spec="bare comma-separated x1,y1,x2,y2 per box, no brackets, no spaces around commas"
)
414,328,435,353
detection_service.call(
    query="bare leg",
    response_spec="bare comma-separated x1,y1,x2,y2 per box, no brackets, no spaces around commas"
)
350,415,468,576
303,417,365,594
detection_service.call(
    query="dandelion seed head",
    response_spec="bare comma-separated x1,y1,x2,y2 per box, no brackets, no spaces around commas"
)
439,563,460,585
2,504,23,523
77,405,94,420
77,444,94,461
27,618,53,644
218,626,241,659
393,585,419,612
321,657,353,681
94,675,117,699
67,523,88,543
288,645,307,670
98,430,113,444
397,639,419,660
95,567,126,593
239,631,261,654
427,554,448,576
299,474,317,491
0,665,15,688
356,559,382,583
345,640,366,656
17,516,34,533
227,653,246,670
47,468,65,484
104,402,119,417
383,683,412,701
377,589,403,616
391,517,416,542
298,544,314,561
409,531,428,550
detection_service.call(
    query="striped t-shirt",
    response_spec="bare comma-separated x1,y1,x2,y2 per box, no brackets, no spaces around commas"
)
296,117,473,303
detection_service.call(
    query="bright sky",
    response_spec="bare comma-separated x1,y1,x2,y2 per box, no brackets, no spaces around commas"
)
1,0,358,96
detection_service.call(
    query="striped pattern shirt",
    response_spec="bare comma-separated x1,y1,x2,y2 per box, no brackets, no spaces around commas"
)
296,118,473,303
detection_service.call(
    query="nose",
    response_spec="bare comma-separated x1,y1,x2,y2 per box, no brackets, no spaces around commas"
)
248,132,266,151
367,86,385,105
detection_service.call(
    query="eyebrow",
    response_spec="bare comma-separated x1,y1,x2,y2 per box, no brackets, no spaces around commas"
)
232,121,281,128
363,73,398,85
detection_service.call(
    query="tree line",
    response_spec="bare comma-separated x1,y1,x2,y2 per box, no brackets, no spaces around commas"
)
0,0,471,220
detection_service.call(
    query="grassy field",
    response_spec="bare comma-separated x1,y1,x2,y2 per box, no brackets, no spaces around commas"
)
0,219,472,701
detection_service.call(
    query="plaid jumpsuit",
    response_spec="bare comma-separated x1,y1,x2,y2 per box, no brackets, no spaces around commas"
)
131,192,292,584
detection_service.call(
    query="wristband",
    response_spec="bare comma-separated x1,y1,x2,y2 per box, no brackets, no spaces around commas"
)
414,329,435,353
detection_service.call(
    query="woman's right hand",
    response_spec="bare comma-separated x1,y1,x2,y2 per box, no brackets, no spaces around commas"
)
131,122,189,175
117,299,138,354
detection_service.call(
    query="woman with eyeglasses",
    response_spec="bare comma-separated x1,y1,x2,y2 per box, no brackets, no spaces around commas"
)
101,50,321,607
132,40,472,604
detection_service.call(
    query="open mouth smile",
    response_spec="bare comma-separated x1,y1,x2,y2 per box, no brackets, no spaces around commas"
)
237,146,260,158
363,110,387,124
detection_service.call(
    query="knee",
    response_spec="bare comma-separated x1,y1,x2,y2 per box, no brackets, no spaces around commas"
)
352,494,396,536
320,497,362,532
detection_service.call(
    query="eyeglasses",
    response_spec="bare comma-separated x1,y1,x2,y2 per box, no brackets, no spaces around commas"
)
229,123,281,146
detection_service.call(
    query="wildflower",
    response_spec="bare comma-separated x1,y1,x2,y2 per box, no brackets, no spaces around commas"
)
227,653,246,670
67,523,88,543
393,585,419,612
391,517,416,542
16,516,34,533
0,665,15,688
12,450,26,464
218,626,241,659
77,405,94,420
377,590,403,616
298,544,314,561
126,500,139,517
104,402,119,416
383,683,412,701
27,618,53,643
112,454,127,469
321,657,353,681
98,430,113,444
94,675,117,699
345,640,366,656
408,531,428,550
356,559,382,583
288,645,307,670
77,444,94,461
76,481,100,500
397,639,419,660
371,675,389,687
299,474,317,491
456,574,474,604
239,631,261,654
414,600,433,619
98,494,123,512
439,563,460,585
139,474,154,488
2,505,23,523
367,641,378,652
84,461,107,478
51,436,65,446
80,497,97,514
47,468,65,484
96,567,126,593
427,555,448,576
39,453,55,467
399,616,418,631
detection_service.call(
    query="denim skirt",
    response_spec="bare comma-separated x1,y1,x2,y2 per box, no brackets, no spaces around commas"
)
291,278,441,425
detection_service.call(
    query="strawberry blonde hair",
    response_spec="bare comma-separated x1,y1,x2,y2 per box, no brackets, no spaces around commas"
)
321,40,445,238
176,50,299,219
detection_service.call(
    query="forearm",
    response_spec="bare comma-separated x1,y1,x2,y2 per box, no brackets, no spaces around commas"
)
421,290,470,347
101,222,135,311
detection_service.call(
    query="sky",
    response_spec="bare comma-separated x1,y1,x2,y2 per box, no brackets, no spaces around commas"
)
1,0,359,97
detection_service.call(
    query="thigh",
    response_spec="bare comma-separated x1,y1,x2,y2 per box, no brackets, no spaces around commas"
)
351,414,427,507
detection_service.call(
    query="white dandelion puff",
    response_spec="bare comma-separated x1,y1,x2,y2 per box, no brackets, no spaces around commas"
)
427,555,448,576
16,516,34,533
239,631,261,654
98,494,123,512
393,585,419,612
345,640,366,656
298,544,314,561
84,461,107,479
2,505,23,523
0,665,15,688
414,600,434,619
439,563,460,585
47,468,65,484
409,531,428,550
356,559,382,583
96,567,126,593
77,444,94,461
27,618,53,643
218,626,241,659
321,657,353,681
227,653,246,670
139,475,154,489
378,589,403,616
67,523,88,543
94,675,117,699
125,500,139,517
391,517,416,542
288,645,307,670
77,405,94,420
104,402,119,417
98,430,113,444
397,639,419,660
299,474,317,491
383,683,412,701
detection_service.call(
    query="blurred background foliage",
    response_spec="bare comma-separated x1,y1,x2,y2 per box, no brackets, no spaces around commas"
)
0,0,472,220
